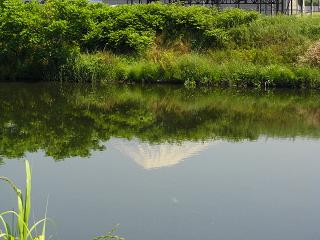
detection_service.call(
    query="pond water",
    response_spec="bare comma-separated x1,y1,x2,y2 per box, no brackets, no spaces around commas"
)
0,83,320,240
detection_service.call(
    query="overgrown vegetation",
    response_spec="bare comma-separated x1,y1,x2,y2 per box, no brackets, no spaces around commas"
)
1,0,320,88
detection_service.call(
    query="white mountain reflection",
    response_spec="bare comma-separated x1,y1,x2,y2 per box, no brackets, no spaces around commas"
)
111,138,218,169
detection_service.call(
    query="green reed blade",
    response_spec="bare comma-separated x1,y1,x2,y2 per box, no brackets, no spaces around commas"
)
1,161,47,240
23,160,32,240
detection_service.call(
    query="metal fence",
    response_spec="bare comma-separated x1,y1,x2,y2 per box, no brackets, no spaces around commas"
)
105,0,320,15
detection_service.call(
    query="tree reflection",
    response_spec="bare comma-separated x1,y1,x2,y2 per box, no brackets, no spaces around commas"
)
0,83,319,161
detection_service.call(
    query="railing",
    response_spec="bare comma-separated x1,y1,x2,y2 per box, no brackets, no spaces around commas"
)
111,0,320,15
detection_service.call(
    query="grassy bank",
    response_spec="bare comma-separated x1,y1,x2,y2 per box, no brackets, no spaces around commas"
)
61,51,320,89
1,0,320,88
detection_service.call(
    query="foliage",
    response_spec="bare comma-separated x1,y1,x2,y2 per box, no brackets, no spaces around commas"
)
1,0,320,87
0,0,80,81
0,160,47,240
83,4,258,51
0,0,259,80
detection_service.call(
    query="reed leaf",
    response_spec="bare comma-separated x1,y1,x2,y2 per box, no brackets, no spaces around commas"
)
0,160,47,240
23,160,32,240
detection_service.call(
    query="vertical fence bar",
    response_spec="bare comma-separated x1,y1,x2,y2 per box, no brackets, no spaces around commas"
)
259,0,262,12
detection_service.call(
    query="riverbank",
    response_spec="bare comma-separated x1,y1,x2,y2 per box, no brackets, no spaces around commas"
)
1,0,320,88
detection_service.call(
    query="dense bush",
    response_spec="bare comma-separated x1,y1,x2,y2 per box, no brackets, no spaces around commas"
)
1,0,320,88
83,4,259,51
0,0,260,80
0,0,82,80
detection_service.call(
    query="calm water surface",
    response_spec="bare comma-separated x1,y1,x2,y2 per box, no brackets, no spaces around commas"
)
0,83,320,240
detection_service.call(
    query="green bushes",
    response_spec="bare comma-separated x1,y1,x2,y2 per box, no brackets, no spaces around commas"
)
1,0,320,88
0,0,80,81
0,0,259,80
83,4,258,51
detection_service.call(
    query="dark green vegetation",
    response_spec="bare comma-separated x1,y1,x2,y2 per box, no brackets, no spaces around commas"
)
0,83,320,161
1,0,320,88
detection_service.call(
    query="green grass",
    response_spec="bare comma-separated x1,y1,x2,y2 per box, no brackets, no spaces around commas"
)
57,50,320,89
0,160,47,240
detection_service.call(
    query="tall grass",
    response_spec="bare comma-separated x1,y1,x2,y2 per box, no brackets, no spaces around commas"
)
57,50,320,89
0,161,47,240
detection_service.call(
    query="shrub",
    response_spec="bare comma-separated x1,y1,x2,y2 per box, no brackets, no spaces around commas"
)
0,0,80,81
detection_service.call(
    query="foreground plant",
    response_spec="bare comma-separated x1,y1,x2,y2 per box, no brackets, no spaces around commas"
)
93,228,125,240
0,160,47,240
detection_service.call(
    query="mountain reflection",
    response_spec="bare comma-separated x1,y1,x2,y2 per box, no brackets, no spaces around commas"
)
0,83,320,162
112,139,214,169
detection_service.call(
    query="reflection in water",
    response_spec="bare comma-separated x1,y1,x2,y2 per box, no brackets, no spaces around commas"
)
112,139,215,169
1,83,320,240
0,82,320,162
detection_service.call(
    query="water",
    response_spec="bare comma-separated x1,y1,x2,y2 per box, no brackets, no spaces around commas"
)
0,83,320,240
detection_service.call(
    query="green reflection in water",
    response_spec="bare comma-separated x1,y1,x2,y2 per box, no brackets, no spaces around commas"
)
0,83,320,160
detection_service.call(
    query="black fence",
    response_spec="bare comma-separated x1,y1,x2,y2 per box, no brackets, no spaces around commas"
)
105,0,320,15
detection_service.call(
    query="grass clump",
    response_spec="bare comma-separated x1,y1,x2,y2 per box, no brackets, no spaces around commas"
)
58,52,122,83
0,160,47,240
